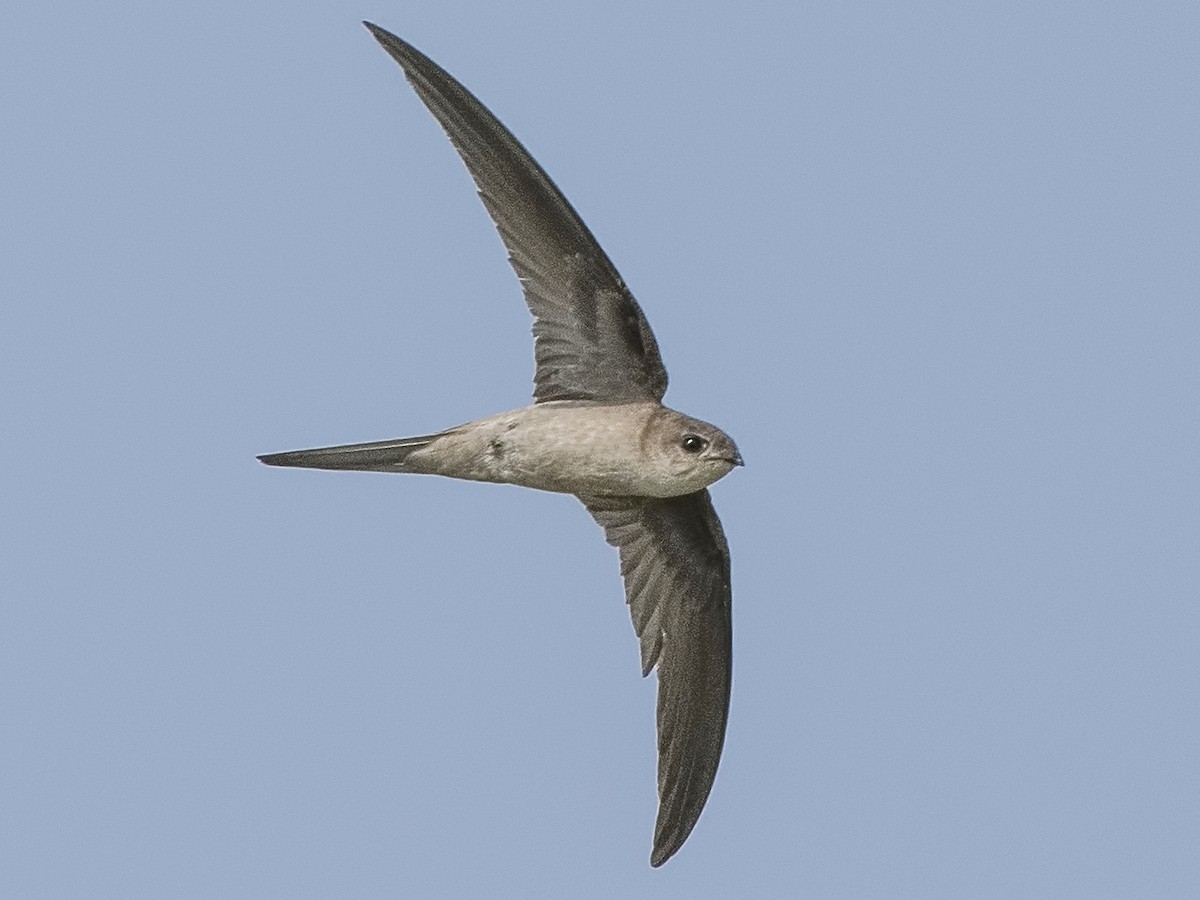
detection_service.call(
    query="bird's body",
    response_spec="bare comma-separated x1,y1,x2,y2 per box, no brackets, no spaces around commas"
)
260,22,742,867
261,401,739,498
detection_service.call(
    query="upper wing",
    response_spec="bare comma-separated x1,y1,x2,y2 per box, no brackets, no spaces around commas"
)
583,490,732,867
364,22,668,404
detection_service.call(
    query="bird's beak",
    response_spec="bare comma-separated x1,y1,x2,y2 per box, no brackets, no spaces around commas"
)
258,436,427,473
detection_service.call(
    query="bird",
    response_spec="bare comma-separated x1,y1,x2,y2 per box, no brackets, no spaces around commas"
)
259,21,742,867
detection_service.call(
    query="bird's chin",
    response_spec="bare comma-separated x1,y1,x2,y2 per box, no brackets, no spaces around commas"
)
680,461,742,494
712,461,740,484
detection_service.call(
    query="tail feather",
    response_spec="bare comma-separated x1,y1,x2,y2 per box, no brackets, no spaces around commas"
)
257,434,439,472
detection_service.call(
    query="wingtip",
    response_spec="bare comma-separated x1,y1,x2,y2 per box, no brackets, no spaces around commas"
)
649,841,675,868
362,20,396,49
361,21,425,76
650,818,690,867
362,20,402,47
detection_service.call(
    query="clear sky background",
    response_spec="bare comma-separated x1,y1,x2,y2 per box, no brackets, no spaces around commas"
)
3,2,1197,897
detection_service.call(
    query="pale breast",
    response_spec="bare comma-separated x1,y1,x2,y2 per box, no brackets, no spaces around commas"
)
413,402,654,495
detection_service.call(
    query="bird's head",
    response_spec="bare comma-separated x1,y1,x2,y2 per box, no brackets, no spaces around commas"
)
643,408,743,496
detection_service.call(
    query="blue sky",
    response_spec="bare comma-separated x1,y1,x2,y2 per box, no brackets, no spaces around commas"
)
3,2,1197,897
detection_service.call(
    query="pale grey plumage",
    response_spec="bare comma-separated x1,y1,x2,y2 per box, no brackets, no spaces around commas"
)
259,23,742,867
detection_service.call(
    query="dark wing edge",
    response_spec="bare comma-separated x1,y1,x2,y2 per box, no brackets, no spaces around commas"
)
583,490,732,867
363,22,668,404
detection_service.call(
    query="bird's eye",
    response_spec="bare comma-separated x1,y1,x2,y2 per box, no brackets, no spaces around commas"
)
681,434,708,453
